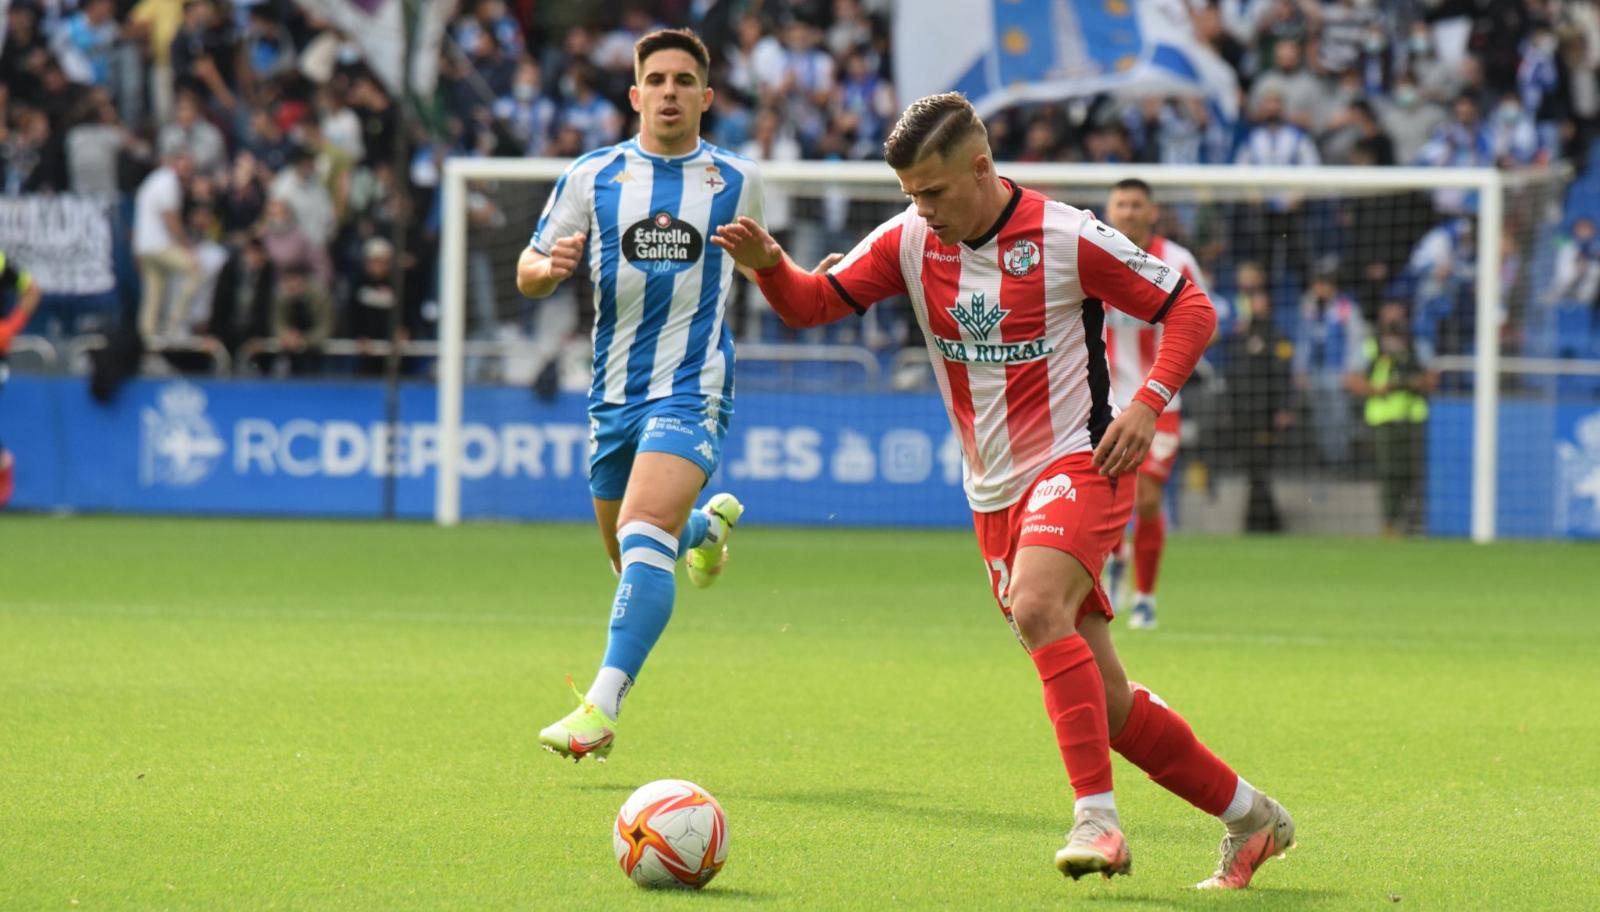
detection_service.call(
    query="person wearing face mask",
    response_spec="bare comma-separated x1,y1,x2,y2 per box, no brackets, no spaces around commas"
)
1377,76,1447,164
1406,22,1462,104
492,57,558,156
1347,302,1436,537
1485,92,1545,167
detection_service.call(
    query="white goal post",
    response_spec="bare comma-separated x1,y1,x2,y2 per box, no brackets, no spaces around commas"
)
438,157,1532,541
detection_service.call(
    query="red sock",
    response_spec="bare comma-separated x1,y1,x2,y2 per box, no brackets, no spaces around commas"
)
1133,512,1165,594
1110,685,1238,816
1030,635,1113,798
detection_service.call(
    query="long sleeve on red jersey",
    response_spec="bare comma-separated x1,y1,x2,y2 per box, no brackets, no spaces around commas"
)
0,306,27,350
753,258,857,328
1076,218,1217,414
754,211,910,329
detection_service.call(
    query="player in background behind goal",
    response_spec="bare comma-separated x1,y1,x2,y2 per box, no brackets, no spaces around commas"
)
1101,179,1213,630
518,29,788,763
0,248,42,508
713,93,1294,890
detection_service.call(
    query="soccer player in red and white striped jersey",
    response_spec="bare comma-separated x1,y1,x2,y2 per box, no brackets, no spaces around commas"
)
713,94,1293,889
1101,178,1213,630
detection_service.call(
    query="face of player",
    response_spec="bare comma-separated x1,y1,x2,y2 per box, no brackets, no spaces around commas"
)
1106,188,1156,248
630,49,712,154
895,147,997,247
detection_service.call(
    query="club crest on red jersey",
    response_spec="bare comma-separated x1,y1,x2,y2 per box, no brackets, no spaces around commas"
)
1002,238,1040,277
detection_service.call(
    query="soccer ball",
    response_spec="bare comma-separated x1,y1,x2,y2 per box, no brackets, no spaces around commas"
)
613,779,729,889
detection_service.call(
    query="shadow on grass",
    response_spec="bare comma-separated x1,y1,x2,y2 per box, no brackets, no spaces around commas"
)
1075,886,1349,908
724,784,1060,834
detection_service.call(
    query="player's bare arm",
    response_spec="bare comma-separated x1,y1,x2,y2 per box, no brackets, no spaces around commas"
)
516,231,586,299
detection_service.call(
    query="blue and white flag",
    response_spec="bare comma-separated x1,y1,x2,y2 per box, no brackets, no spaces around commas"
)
893,0,1239,123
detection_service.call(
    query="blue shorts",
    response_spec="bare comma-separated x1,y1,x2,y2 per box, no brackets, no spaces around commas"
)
587,393,732,501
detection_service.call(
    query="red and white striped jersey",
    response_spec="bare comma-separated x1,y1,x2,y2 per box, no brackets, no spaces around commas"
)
1104,235,1208,412
826,181,1191,511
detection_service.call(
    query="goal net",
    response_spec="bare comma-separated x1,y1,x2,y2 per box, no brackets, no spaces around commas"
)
438,159,1578,541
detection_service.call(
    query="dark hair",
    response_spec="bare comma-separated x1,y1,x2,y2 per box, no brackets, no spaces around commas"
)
634,28,711,83
883,92,986,170
1111,177,1153,198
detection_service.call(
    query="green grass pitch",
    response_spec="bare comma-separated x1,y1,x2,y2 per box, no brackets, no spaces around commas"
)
3,515,1598,910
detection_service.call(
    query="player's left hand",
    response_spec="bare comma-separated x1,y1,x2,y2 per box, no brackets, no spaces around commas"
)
711,217,783,270
1093,400,1158,476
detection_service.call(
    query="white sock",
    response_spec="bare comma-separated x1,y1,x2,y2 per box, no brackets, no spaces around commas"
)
1074,791,1118,819
586,666,632,720
702,511,725,547
1219,777,1257,825
1135,591,1154,605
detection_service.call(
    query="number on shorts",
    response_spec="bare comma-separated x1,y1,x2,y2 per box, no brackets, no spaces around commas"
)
988,557,1012,610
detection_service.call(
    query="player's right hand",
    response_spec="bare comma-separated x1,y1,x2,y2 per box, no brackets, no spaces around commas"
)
546,232,587,282
711,217,782,270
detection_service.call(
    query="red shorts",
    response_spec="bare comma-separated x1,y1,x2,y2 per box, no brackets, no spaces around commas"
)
1138,410,1182,483
973,452,1136,629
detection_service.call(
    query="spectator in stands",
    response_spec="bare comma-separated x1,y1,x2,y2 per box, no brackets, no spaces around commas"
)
1484,91,1547,168
66,88,143,203
258,196,331,288
349,72,399,168
239,4,296,106
270,263,331,376
1322,99,1395,166
1221,266,1295,533
1347,301,1436,536
1235,90,1318,273
1294,267,1365,466
554,62,622,151
725,14,785,103
1,3,48,106
0,103,61,194
1545,217,1600,357
1405,20,1464,104
346,237,404,376
169,0,236,112
133,151,202,342
1414,93,1496,214
244,107,294,173
1247,38,1326,132
467,30,516,102
271,146,335,249
206,235,275,369
1377,74,1447,165
456,0,526,62
158,90,227,176
1407,216,1474,357
494,56,558,156
779,16,836,153
52,0,119,89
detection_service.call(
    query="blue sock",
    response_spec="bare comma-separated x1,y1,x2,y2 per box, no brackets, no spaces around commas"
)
678,509,709,552
598,521,679,685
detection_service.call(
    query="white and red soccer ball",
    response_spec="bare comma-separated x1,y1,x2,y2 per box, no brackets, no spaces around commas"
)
613,779,728,889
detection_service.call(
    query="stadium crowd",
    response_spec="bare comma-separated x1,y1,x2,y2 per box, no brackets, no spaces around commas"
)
0,0,1597,399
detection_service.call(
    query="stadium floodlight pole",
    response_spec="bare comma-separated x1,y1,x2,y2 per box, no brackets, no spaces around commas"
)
1472,169,1504,545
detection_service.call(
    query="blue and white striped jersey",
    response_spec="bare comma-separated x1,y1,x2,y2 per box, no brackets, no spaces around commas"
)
531,138,765,407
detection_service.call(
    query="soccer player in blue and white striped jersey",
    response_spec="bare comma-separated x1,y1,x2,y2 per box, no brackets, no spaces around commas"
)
520,29,764,762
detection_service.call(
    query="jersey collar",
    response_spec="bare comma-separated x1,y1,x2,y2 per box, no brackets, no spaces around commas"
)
628,136,705,164
963,178,1023,250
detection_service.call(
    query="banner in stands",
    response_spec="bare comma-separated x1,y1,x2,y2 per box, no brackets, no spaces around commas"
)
4,376,1595,538
0,196,115,295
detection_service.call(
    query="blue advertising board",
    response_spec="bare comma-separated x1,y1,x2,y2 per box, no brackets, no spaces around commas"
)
3,375,1597,538
0,376,972,525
